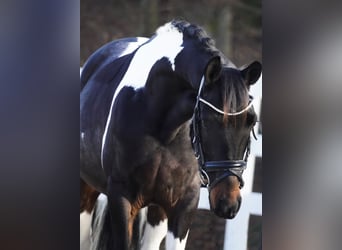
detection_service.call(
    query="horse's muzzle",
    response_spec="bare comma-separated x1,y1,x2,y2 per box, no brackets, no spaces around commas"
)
214,196,241,219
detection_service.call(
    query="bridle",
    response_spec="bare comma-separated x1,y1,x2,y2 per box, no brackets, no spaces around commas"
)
191,76,256,190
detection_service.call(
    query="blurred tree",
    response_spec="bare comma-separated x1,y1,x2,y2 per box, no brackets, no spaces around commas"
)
139,0,159,34
81,0,261,65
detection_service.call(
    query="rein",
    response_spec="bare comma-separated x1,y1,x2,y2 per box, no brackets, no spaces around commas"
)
191,76,254,190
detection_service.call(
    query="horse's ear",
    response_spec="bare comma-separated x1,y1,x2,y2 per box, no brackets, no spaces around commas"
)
205,56,222,84
240,61,262,86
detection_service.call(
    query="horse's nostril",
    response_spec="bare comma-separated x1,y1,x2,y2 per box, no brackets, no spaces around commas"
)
217,199,228,213
215,198,241,219
228,208,236,218
237,197,242,210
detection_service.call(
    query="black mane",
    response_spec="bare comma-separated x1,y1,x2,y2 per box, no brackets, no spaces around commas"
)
171,19,222,58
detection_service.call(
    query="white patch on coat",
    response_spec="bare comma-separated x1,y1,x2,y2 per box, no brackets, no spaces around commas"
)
101,23,184,169
140,219,168,250
118,37,149,57
166,230,189,250
89,194,108,249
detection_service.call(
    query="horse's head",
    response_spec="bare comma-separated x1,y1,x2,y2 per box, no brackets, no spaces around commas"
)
192,57,261,219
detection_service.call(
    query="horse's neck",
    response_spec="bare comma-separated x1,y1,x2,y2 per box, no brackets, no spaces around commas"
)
144,73,196,145
173,50,211,90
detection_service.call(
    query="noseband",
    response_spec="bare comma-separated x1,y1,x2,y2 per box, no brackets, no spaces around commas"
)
191,76,255,190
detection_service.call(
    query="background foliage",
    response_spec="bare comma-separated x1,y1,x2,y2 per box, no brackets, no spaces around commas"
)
81,0,261,66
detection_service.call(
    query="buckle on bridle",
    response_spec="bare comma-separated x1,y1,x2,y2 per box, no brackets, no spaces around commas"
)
200,169,210,187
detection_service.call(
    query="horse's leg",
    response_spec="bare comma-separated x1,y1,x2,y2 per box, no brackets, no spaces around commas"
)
107,177,136,250
80,178,100,213
166,192,199,250
80,210,92,250
166,221,190,250
80,178,100,250
140,205,168,250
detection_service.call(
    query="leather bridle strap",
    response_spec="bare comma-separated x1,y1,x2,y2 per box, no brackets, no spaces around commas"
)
204,160,247,189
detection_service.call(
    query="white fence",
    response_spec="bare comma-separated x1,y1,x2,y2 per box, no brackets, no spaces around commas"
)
198,75,262,250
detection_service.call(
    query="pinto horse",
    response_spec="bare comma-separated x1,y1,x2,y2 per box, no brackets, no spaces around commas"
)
80,20,261,250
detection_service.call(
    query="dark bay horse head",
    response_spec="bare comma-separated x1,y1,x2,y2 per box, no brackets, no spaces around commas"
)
192,57,261,219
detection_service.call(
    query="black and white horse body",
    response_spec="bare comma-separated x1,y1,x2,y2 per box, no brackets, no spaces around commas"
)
81,22,205,249
80,20,261,250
